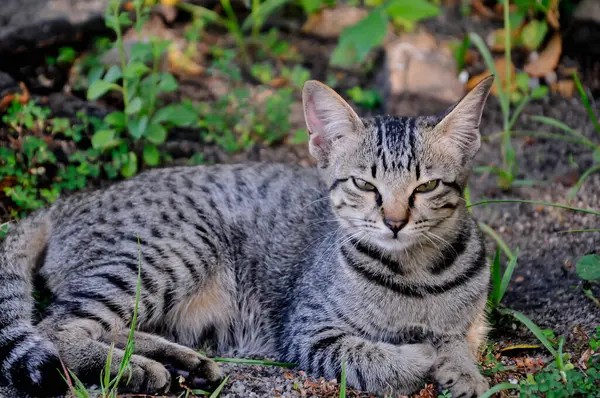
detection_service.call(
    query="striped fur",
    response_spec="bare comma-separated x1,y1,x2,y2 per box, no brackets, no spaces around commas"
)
0,77,493,397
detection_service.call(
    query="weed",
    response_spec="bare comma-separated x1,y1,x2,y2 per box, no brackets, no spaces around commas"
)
488,248,520,312
332,0,440,67
339,360,347,398
347,87,382,109
87,0,198,176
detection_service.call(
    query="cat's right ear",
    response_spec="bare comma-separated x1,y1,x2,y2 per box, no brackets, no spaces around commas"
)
302,80,362,166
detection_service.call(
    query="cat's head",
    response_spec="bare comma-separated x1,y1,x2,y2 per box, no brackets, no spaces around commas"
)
302,77,493,251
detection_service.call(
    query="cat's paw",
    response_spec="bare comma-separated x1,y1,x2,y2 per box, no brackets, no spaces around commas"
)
435,362,489,398
164,347,223,388
125,355,172,394
399,343,438,383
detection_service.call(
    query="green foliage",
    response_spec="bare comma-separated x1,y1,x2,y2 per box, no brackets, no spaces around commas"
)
0,101,103,230
87,0,198,177
332,0,440,67
577,254,600,281
488,248,520,311
346,87,382,109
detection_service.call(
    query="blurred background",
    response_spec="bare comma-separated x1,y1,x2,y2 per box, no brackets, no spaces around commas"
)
0,0,599,396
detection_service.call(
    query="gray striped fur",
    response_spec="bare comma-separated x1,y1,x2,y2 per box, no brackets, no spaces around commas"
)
0,77,494,397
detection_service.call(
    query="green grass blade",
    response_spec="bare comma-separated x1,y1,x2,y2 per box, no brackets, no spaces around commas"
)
529,115,589,139
478,222,515,261
212,358,296,367
502,0,511,130
499,248,519,304
339,360,347,398
468,199,600,216
489,248,502,307
501,309,557,357
557,228,600,234
478,382,520,398
209,375,229,398
568,163,600,202
469,33,508,117
573,71,600,135
507,95,530,131
511,130,597,150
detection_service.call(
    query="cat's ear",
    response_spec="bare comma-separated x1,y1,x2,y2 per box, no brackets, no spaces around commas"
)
303,80,362,165
434,75,494,159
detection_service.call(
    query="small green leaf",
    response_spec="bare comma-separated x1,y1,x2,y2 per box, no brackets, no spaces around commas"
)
300,0,322,14
88,66,105,86
576,254,600,281
143,143,160,166
104,112,127,130
531,85,549,99
521,20,548,51
152,104,197,126
290,129,308,145
88,80,115,100
144,123,167,144
593,149,600,164
385,0,440,21
128,116,149,140
120,151,138,178
91,129,116,150
125,97,143,115
124,62,150,79
157,73,178,93
104,65,123,83
516,72,529,93
331,9,388,67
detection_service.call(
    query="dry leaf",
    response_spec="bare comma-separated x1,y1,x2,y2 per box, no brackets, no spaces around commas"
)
488,28,522,51
551,79,575,98
301,6,368,39
168,47,204,76
472,0,494,18
524,33,562,77
547,0,560,29
467,57,515,96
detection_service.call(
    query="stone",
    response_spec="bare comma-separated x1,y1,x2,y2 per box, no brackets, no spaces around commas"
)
0,0,108,57
380,29,463,116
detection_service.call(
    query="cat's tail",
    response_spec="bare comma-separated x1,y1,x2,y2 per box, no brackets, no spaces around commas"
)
0,211,65,397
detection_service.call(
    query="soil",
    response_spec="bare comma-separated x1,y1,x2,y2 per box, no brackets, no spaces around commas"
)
0,2,599,398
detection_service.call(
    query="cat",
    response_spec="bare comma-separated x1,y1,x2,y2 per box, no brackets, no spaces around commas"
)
0,76,494,398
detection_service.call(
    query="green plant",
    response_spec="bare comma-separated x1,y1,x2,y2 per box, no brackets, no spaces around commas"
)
198,48,303,152
488,248,520,311
179,0,292,65
339,359,347,398
575,254,600,307
87,0,198,177
0,101,103,227
469,0,552,189
347,87,382,109
331,0,440,67
46,46,78,66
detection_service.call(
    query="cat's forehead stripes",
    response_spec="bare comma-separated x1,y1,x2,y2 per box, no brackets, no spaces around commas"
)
373,116,420,178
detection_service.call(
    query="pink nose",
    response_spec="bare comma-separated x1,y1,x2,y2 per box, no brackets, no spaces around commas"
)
384,218,408,234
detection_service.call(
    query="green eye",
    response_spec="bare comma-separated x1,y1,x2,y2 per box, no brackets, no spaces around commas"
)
415,180,439,193
352,177,377,191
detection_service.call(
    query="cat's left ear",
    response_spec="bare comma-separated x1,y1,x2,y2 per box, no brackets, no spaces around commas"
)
303,80,362,166
434,75,494,159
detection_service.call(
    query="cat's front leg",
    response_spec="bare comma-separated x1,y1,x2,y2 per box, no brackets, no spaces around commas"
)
433,337,489,398
288,332,436,395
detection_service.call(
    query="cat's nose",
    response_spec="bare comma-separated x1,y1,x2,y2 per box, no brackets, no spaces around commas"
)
384,218,408,235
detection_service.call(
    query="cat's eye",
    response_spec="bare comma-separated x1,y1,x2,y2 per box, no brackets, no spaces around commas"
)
415,179,439,193
352,177,377,192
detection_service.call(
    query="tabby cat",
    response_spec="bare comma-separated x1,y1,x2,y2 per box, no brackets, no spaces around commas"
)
0,76,494,397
